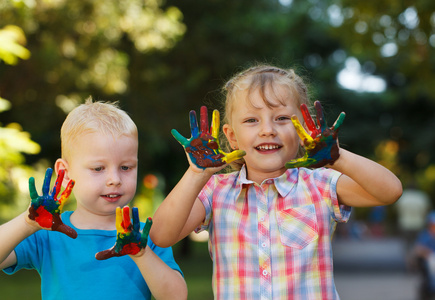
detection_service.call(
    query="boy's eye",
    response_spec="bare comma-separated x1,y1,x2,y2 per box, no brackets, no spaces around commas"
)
93,167,104,172
121,166,130,171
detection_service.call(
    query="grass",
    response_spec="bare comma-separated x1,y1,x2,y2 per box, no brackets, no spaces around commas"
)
0,269,41,299
0,240,213,300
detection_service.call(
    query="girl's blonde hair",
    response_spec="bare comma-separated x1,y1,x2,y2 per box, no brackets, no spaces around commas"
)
61,96,137,160
222,64,312,170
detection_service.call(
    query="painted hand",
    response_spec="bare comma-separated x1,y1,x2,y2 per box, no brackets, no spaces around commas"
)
171,106,245,169
95,206,152,260
28,168,77,238
285,101,345,169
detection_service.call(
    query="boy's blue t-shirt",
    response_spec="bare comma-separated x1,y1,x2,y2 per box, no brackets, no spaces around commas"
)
3,211,182,300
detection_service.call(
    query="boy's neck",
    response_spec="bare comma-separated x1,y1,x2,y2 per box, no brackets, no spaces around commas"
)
70,209,117,230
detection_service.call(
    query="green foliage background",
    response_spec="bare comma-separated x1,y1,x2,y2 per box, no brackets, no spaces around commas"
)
2,0,435,226
1,0,435,236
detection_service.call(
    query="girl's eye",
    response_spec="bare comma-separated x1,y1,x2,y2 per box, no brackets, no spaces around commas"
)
121,166,130,171
244,118,257,123
93,167,103,172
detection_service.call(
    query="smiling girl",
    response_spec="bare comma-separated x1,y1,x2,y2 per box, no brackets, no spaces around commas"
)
151,65,402,300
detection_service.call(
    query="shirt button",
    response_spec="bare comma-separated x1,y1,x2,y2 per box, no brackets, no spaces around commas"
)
262,243,266,248
260,217,264,222
263,270,268,276
266,180,272,184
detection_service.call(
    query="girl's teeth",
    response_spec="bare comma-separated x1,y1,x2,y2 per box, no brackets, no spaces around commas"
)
258,145,278,150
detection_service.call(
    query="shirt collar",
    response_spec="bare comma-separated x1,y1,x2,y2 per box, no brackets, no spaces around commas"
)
275,168,299,197
235,166,299,198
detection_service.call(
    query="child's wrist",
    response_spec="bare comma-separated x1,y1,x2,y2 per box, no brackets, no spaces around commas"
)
186,167,214,184
23,210,43,231
21,212,41,235
327,148,348,171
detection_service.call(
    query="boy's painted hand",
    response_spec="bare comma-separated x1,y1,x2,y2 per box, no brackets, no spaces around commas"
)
286,101,345,169
171,106,245,169
95,206,152,260
28,168,77,238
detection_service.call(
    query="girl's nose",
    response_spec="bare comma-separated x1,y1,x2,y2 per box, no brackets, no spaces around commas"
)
259,121,277,136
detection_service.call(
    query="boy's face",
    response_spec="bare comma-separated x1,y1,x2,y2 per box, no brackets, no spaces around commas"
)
62,131,138,217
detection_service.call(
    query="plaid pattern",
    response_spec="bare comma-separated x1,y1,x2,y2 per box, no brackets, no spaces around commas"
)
197,166,351,300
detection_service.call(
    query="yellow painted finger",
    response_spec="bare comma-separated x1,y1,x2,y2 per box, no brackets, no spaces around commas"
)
211,109,220,140
222,149,246,163
115,207,125,234
291,116,315,150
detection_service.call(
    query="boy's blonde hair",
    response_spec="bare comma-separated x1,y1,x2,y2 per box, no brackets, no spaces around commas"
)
222,64,312,170
61,96,137,160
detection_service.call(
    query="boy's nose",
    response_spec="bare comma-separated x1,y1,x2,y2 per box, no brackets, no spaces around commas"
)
107,171,121,186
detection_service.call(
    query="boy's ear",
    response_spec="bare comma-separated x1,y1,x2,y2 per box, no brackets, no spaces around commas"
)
54,158,71,187
222,124,238,150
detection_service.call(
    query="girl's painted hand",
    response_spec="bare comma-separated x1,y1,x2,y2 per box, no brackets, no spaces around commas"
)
27,168,77,238
286,101,345,169
95,206,152,260
171,106,245,169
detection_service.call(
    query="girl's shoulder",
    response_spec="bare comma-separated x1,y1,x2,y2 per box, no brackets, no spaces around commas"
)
296,167,341,178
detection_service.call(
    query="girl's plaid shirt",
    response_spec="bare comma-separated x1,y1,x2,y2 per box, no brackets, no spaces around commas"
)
196,166,351,300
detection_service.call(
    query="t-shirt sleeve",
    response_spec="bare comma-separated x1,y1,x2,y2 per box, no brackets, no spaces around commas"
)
3,231,43,275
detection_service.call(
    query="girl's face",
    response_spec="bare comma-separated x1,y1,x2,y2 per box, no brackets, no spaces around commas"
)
223,84,302,183
58,132,138,219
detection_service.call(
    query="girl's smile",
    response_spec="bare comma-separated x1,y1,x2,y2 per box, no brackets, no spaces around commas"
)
255,143,282,152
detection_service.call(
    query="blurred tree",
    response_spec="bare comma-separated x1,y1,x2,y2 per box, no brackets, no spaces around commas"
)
327,0,435,198
1,0,434,203
0,0,186,172
0,25,41,221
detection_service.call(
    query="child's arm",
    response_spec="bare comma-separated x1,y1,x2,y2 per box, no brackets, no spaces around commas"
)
96,206,187,300
287,101,402,207
0,212,38,269
151,106,245,247
130,247,187,300
0,168,76,269
331,149,402,207
151,167,213,247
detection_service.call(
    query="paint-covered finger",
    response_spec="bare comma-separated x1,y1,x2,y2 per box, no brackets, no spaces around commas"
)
301,104,317,133
291,116,313,146
332,112,346,132
222,150,246,164
58,180,75,209
115,207,123,233
200,106,209,137
211,109,220,140
189,110,199,138
314,101,327,131
42,168,53,196
29,177,39,200
132,207,140,233
171,129,189,147
122,206,131,230
51,169,64,199
141,217,152,244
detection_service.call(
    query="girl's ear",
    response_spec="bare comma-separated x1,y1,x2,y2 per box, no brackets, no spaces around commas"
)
54,158,71,187
223,124,238,150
